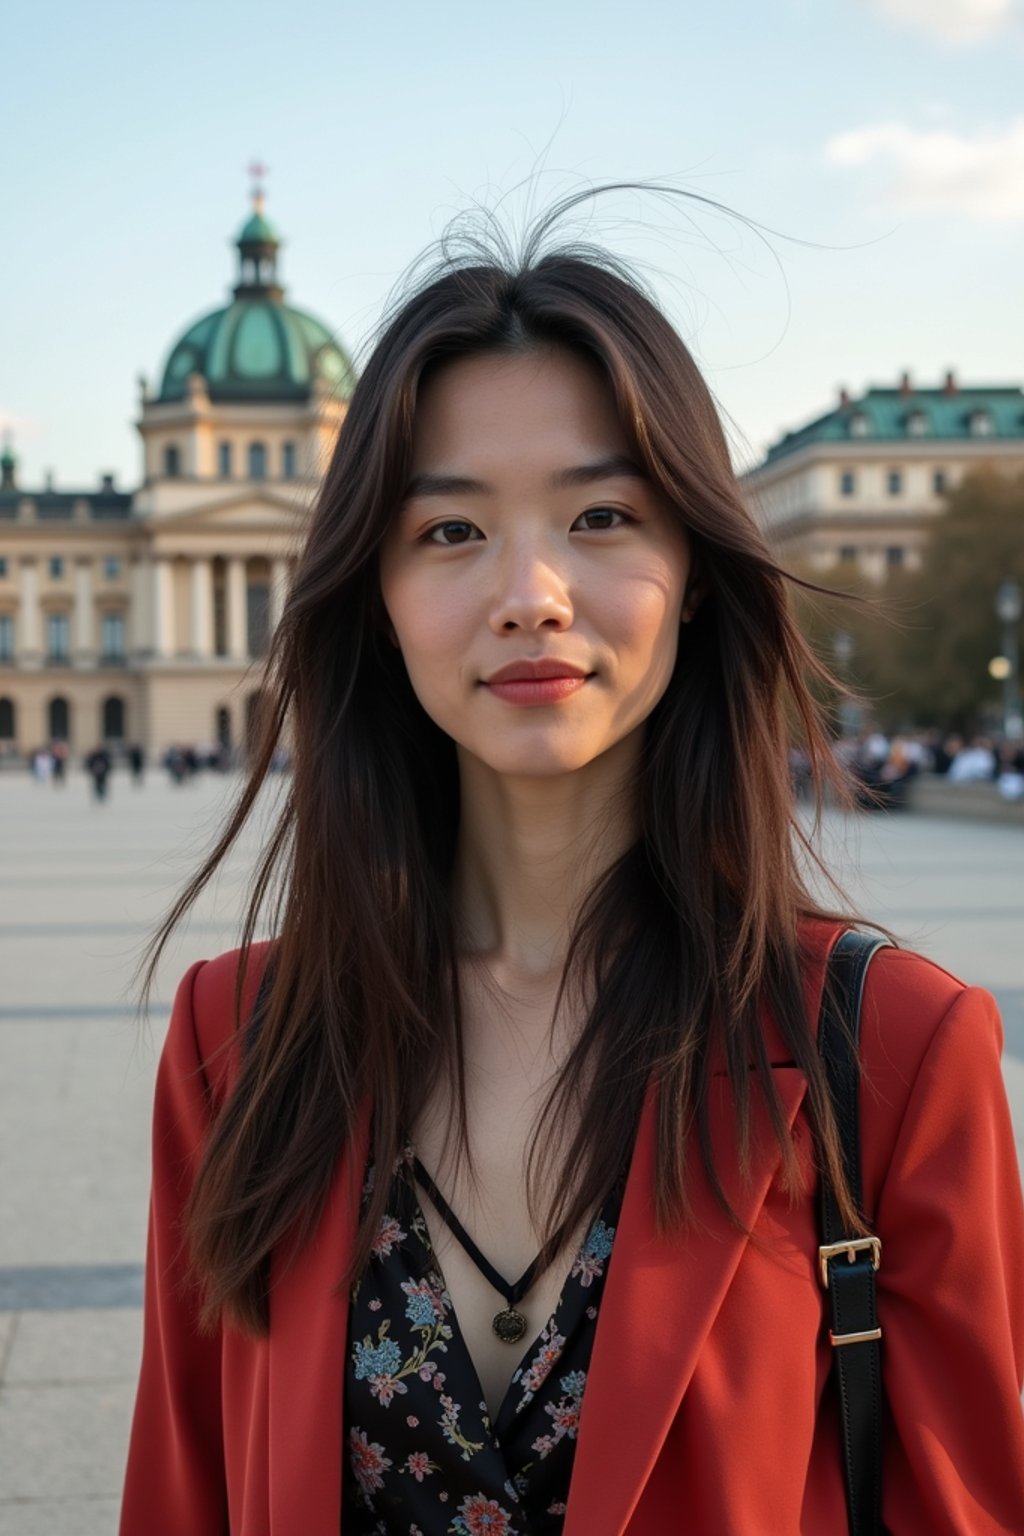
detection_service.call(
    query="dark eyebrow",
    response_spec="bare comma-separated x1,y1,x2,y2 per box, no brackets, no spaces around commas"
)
401,452,648,503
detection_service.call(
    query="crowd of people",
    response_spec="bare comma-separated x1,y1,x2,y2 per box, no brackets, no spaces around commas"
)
790,729,1024,808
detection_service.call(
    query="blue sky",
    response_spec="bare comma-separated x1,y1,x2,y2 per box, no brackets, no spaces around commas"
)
2,0,1022,488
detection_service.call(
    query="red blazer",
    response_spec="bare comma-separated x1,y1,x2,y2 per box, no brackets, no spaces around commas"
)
120,921,1024,1534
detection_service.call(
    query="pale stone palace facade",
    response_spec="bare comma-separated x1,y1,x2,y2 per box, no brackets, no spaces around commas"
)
742,372,1024,582
0,192,352,761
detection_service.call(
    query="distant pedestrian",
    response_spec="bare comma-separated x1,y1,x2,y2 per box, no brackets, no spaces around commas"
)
85,745,112,802
31,747,53,785
128,743,145,786
51,741,68,785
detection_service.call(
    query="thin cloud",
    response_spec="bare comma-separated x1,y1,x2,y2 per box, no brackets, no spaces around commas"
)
859,0,1019,44
825,117,1024,222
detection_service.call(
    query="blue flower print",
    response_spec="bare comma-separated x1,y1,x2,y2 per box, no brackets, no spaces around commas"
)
354,1334,403,1383
571,1218,615,1287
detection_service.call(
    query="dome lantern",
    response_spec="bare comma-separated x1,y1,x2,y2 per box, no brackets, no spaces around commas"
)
234,164,284,301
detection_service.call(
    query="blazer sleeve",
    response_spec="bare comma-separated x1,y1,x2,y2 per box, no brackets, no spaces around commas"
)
119,959,229,1536
874,983,1024,1535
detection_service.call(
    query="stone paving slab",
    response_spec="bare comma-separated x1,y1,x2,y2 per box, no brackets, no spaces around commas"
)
0,1499,121,1536
0,771,1021,1532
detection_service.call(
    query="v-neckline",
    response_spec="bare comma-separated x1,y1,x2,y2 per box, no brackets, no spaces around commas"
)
397,1155,609,1440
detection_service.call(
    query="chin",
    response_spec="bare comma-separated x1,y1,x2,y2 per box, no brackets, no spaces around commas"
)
470,744,599,778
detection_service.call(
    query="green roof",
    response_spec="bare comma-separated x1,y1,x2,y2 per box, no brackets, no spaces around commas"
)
765,383,1024,465
238,210,279,246
158,299,355,403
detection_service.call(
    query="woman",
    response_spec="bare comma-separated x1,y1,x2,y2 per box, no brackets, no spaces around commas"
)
120,205,1024,1534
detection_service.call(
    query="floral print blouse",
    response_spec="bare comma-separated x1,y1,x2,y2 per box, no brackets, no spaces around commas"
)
342,1137,627,1535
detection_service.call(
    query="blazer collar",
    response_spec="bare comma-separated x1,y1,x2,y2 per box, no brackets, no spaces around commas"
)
563,1064,808,1536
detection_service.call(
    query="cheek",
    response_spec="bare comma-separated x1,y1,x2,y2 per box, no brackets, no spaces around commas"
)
597,559,685,658
383,568,475,696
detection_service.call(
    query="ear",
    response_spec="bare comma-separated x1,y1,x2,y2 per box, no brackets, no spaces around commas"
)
680,570,710,624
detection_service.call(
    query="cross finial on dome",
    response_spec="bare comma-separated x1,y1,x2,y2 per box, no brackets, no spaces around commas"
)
247,159,269,215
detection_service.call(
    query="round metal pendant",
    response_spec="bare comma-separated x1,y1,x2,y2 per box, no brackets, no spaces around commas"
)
492,1306,528,1344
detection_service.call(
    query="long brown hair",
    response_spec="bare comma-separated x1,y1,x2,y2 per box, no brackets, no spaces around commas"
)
140,191,872,1335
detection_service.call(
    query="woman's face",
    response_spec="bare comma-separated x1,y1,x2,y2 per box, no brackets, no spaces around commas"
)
378,345,697,778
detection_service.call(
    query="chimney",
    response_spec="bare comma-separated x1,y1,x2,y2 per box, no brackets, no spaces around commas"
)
0,439,15,491
943,370,958,395
100,473,115,493
899,371,913,396
44,470,54,492
838,387,850,408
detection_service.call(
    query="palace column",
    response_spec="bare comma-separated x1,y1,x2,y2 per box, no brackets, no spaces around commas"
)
269,556,289,634
153,556,176,658
73,557,95,664
129,556,151,656
16,558,41,667
226,556,248,660
190,557,214,657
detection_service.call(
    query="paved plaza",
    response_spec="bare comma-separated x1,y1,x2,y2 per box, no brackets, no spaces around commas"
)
0,768,1022,1535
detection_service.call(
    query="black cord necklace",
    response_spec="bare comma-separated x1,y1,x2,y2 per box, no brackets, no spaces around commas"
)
411,1155,541,1344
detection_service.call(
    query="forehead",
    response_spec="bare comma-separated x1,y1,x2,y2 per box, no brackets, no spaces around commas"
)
409,347,629,471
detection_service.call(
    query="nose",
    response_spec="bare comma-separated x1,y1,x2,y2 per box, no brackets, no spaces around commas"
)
487,542,574,634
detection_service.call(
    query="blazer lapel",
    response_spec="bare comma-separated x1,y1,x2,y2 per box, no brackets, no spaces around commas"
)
267,1092,372,1535
564,1063,809,1536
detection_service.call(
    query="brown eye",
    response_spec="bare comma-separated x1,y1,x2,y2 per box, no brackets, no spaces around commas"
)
424,520,478,545
574,507,632,531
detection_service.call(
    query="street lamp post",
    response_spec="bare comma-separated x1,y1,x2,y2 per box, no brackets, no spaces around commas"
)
995,578,1023,742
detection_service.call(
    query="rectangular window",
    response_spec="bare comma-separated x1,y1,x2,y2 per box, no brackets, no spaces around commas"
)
887,470,902,496
282,441,296,479
839,546,858,564
103,556,121,580
101,613,125,659
839,471,855,497
0,557,7,579
218,441,232,478
0,614,13,660
47,612,69,661
933,469,947,495
886,546,904,569
247,583,270,658
49,556,64,579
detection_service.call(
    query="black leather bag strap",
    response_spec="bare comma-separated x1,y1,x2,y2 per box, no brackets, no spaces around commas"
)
818,927,893,1536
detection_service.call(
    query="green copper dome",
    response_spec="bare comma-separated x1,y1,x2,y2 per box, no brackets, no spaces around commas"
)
157,197,355,404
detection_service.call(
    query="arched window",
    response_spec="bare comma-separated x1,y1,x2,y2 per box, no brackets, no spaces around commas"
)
248,442,267,479
0,697,15,740
164,445,181,478
102,696,125,740
48,696,70,742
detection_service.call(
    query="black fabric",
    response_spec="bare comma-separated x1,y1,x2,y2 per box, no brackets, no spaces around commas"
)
342,1139,627,1535
818,928,893,1536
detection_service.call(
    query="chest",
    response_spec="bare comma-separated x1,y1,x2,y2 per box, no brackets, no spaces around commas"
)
405,1016,592,1426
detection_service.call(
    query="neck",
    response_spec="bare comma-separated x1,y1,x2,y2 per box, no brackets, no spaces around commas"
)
451,727,641,987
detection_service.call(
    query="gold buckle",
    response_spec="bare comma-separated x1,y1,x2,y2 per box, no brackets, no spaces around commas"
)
818,1236,882,1290
829,1326,883,1348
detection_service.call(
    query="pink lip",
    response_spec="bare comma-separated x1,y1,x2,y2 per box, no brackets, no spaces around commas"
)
484,675,591,706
